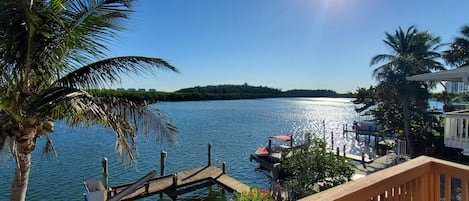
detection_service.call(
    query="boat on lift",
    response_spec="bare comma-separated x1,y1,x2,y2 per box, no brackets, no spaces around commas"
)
254,135,294,162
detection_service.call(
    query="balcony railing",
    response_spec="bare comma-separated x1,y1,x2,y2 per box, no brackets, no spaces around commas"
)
299,156,469,201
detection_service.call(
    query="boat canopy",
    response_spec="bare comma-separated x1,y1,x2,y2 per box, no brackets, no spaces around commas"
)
270,135,292,141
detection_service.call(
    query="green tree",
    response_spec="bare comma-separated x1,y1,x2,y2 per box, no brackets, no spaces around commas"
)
280,135,354,199
370,26,444,155
432,91,460,112
444,25,469,67
352,86,378,113
0,1,178,200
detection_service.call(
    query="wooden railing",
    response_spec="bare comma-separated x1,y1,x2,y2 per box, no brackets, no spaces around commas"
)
300,156,469,201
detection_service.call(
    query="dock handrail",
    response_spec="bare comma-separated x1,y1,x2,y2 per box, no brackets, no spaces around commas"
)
108,170,156,201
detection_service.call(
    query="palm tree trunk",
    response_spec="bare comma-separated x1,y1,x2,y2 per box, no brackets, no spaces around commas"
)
10,123,37,201
401,98,415,156
10,151,32,201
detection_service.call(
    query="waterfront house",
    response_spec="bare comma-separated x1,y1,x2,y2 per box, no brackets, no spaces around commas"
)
407,65,469,155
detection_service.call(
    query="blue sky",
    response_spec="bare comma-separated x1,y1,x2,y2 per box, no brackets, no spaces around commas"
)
109,0,469,93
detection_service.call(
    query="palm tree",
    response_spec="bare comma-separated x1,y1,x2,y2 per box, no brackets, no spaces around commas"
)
0,1,178,200
432,91,460,112
371,26,444,156
444,25,469,67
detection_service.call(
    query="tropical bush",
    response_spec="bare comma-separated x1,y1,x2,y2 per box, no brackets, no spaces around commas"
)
280,134,355,199
232,188,274,201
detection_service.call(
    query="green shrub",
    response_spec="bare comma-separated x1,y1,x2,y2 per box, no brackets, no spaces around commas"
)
232,188,274,201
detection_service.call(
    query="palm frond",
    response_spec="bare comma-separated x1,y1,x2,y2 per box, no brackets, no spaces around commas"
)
41,134,58,160
93,95,178,144
55,56,178,89
59,0,135,66
370,54,394,66
0,0,31,81
33,88,177,162
443,24,469,67
25,87,94,118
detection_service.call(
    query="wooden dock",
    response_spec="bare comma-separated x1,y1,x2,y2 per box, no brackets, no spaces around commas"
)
91,144,252,200
109,165,249,200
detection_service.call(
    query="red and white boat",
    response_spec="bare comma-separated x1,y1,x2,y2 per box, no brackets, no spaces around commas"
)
254,135,294,160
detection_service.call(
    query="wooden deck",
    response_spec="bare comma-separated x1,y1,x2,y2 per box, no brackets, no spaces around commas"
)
110,166,250,200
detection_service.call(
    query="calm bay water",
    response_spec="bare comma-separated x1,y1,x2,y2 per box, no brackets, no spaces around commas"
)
0,98,374,200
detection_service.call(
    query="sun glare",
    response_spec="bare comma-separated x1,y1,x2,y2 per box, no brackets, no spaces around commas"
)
322,0,359,17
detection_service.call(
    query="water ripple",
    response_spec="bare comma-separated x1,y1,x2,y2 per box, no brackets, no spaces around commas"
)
1,98,371,200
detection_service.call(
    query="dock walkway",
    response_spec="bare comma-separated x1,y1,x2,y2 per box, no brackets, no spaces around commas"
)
353,152,400,180
110,165,250,200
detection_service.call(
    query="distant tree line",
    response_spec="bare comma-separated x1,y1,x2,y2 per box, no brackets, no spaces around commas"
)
92,84,352,103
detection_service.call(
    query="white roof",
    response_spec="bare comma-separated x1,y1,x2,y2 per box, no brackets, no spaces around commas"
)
406,65,469,84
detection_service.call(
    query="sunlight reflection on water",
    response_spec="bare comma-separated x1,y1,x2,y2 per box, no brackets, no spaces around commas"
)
0,98,377,201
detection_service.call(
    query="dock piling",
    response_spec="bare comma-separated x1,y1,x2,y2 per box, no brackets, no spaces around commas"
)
362,152,366,168
268,139,272,155
343,124,346,137
222,162,226,174
102,157,108,190
336,147,339,156
160,151,167,198
323,120,326,140
160,151,167,176
331,131,334,149
171,174,178,201
208,143,212,166
172,174,178,190
343,145,346,157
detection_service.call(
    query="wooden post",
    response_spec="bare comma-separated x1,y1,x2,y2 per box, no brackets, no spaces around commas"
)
268,139,272,155
331,131,334,149
374,135,378,149
160,151,167,176
343,145,346,157
222,162,226,174
102,157,108,190
343,124,346,137
172,174,178,201
323,120,326,141
145,182,149,193
336,147,339,156
172,174,178,190
362,152,366,168
160,151,167,198
208,143,212,166
290,135,294,147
